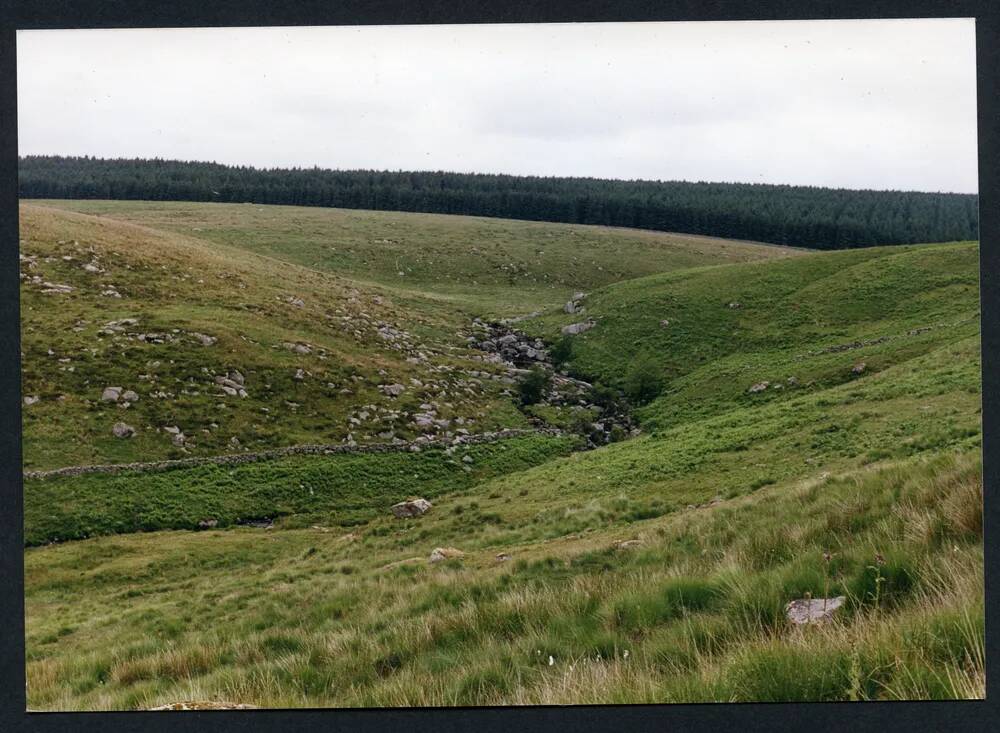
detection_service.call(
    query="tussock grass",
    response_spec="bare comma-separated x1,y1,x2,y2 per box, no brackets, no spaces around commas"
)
25,451,984,708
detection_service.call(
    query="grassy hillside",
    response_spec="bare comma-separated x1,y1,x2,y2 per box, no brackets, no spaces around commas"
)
21,200,982,708
16,204,522,469
524,241,979,429
31,200,797,313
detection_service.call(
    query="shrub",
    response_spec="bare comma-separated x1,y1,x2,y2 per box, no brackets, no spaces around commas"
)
624,354,665,405
588,382,625,411
550,335,574,366
518,367,552,405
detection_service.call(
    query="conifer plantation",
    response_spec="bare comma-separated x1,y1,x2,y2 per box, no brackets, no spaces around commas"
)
18,155,978,249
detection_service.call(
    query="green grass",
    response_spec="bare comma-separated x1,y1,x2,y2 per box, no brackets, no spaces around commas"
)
20,200,983,708
521,240,979,431
35,199,797,314
24,434,574,545
24,450,983,709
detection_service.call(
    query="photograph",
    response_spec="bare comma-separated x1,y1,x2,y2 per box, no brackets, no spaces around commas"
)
15,18,984,710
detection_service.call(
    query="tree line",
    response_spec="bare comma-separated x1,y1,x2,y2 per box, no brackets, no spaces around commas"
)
18,155,979,249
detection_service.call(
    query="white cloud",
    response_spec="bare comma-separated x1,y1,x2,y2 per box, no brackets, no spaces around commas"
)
16,19,978,192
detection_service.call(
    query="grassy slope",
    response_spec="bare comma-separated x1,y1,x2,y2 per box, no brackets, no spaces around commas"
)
20,202,792,470
32,199,798,315
24,434,574,546
25,450,982,709
524,241,979,428
21,201,982,708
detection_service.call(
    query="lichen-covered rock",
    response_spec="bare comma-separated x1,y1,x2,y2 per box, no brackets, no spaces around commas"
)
615,539,642,550
391,498,432,518
101,386,123,402
561,320,595,336
429,546,464,563
785,596,846,625
112,422,135,438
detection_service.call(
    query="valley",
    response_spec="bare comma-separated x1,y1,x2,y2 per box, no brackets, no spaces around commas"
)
20,200,983,708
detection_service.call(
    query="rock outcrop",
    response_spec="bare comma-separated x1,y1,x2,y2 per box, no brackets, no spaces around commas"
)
429,546,464,563
561,320,596,336
391,498,433,518
785,595,846,625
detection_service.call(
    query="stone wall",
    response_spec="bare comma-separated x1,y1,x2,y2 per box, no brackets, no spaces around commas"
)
23,428,566,481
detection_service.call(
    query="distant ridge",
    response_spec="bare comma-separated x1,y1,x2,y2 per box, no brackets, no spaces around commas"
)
19,155,978,249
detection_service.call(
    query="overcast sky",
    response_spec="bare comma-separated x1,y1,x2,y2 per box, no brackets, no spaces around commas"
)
17,19,978,193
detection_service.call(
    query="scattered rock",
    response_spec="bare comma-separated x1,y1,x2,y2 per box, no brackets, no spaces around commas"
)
286,296,305,308
112,422,135,438
462,454,474,464
660,319,670,328
615,539,642,550
748,381,770,394
41,282,73,294
561,320,595,336
852,362,867,375
23,395,39,406
283,342,311,354
101,386,123,402
380,383,406,397
121,389,139,402
102,317,139,331
215,375,243,390
191,332,217,346
391,498,432,518
171,432,186,447
197,519,218,530
785,596,846,625
294,368,306,381
429,547,464,563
